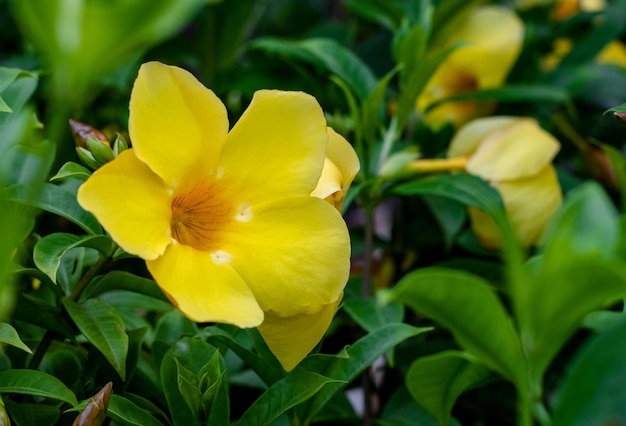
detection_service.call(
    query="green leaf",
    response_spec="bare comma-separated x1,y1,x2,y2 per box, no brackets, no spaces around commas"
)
361,65,401,145
0,322,32,353
79,271,167,302
381,267,526,387
426,85,570,112
200,350,229,426
250,37,376,99
0,369,78,405
294,323,428,423
62,298,129,380
3,398,60,426
342,297,403,333
33,233,113,284
406,350,491,426
380,385,459,426
2,183,102,235
12,294,74,337
108,394,163,426
552,319,626,426
161,337,224,426
0,67,37,113
175,358,203,419
238,370,344,426
49,162,91,182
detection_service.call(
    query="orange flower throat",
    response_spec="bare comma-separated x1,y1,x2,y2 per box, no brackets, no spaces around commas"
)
170,180,234,251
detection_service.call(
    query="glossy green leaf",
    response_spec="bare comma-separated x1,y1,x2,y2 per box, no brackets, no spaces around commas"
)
0,369,78,405
552,319,626,426
108,394,162,426
238,370,344,426
541,182,618,269
294,323,428,422
12,294,74,337
201,350,229,426
342,297,403,333
62,298,129,380
2,183,102,235
176,358,203,418
49,162,91,182
79,271,167,303
161,337,225,426
250,37,376,99
0,322,32,353
380,385,459,426
33,233,113,284
382,267,526,387
3,398,60,426
406,350,491,426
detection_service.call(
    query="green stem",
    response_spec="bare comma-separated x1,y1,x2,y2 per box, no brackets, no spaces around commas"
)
361,206,375,425
67,254,108,302
27,329,55,370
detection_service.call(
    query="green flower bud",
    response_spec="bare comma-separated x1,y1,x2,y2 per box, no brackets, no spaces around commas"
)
86,136,115,165
76,146,101,171
112,133,129,157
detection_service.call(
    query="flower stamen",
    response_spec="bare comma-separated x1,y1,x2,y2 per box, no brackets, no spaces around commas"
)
170,180,233,251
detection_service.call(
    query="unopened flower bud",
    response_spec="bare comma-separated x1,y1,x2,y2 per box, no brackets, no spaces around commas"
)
112,134,129,157
69,119,109,149
614,111,626,124
86,137,115,165
76,146,101,171
71,382,112,426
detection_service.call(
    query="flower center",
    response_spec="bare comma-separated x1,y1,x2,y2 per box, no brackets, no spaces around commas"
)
170,180,234,252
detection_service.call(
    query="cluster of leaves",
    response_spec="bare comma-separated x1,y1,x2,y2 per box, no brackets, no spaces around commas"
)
3,0,626,425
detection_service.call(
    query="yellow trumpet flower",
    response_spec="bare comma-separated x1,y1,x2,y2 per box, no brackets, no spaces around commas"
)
78,62,359,371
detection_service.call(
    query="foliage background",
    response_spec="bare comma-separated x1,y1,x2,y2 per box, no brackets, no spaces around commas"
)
2,0,626,425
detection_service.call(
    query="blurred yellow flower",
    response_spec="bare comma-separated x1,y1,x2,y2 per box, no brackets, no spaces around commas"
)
543,38,626,71
417,6,524,128
448,117,562,248
78,62,357,371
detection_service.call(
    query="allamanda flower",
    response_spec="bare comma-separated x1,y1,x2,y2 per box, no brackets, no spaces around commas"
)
416,6,524,129
448,116,562,248
78,62,359,371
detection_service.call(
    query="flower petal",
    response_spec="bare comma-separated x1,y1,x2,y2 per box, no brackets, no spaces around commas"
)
466,119,560,181
448,116,519,158
325,127,360,193
446,6,524,89
227,196,350,317
129,62,228,187
311,157,343,201
220,90,328,204
469,165,562,248
146,243,263,327
77,149,171,260
258,295,342,371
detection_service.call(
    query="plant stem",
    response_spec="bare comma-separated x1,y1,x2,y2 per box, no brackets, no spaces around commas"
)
361,206,375,425
376,116,399,174
27,329,55,370
67,254,108,302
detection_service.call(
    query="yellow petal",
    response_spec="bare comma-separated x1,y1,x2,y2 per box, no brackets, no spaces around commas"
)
258,295,342,371
227,196,350,317
77,149,171,260
448,116,520,158
146,242,263,327
311,128,360,210
466,119,560,181
220,90,328,204
597,41,626,68
469,166,562,248
129,62,228,187
418,6,523,127
447,6,523,89
311,157,343,201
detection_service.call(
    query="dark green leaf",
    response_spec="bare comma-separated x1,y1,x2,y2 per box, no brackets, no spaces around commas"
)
381,267,526,387
2,183,102,235
251,37,376,99
238,370,344,426
295,323,428,422
33,233,113,284
80,271,167,303
63,298,129,380
0,369,78,405
3,398,60,426
108,394,163,426
342,297,403,333
552,319,626,426
406,350,491,426
0,322,32,353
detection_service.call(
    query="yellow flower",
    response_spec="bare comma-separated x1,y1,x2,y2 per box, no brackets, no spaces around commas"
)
416,6,524,128
543,38,626,71
311,128,360,211
77,62,357,371
448,117,562,248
